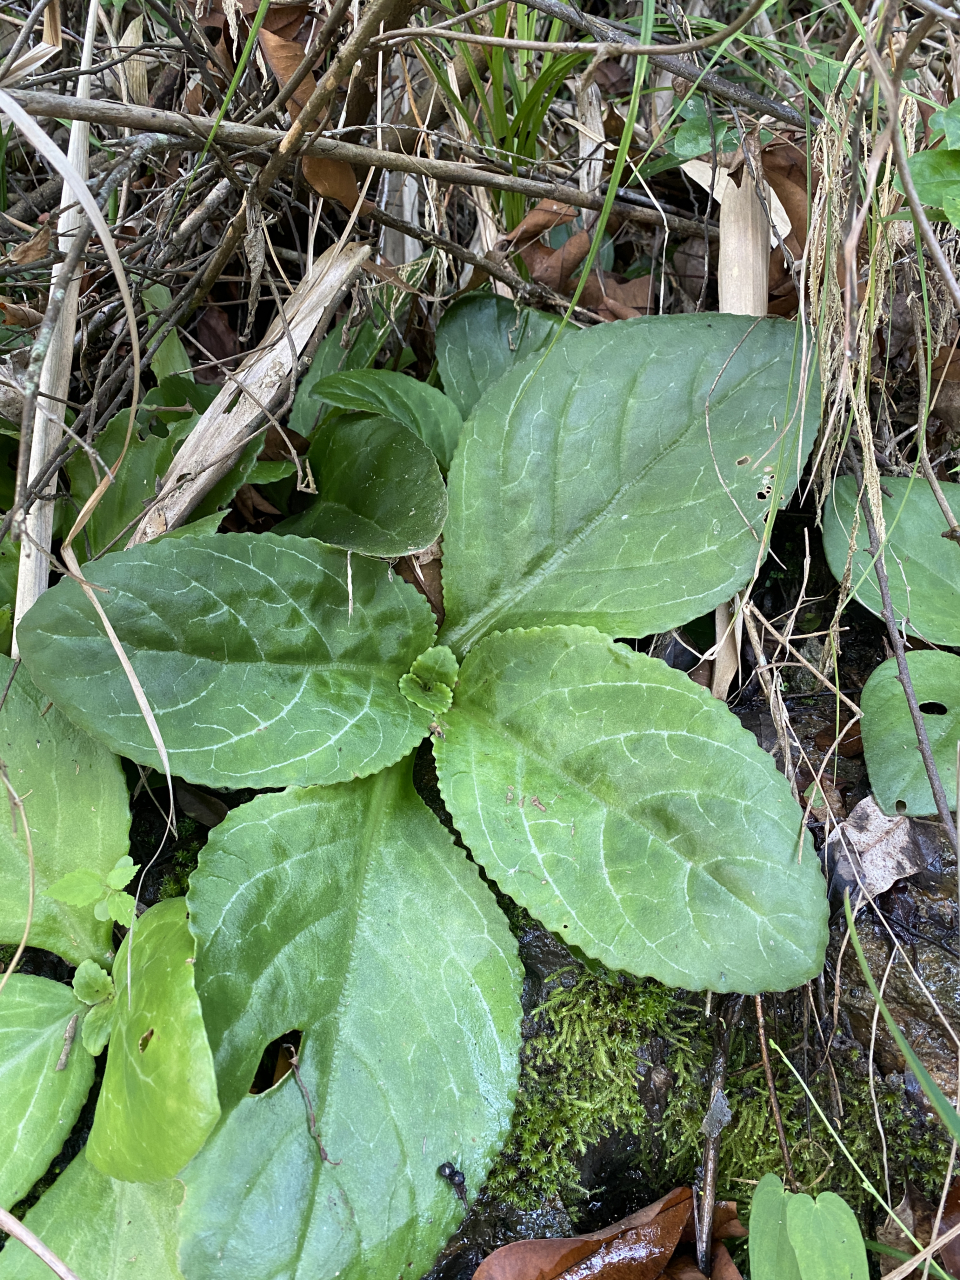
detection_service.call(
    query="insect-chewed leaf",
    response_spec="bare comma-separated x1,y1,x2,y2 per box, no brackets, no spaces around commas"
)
0,1150,184,1280
0,976,93,1210
440,314,817,655
433,627,828,993
86,899,220,1183
860,650,960,816
824,476,960,646
179,760,521,1280
0,657,128,967
435,294,562,420
16,534,437,789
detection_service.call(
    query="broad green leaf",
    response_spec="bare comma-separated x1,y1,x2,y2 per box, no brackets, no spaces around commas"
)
46,868,103,907
0,542,17,655
748,1174,802,1280
81,999,115,1055
0,657,128,967
823,476,960,646
399,644,460,714
314,369,464,471
290,316,390,438
276,414,447,557
17,534,436,789
903,149,960,218
674,115,728,159
67,408,191,561
94,890,136,926
435,294,562,419
433,627,828,993
0,1150,184,1280
860,651,960,816
931,100,960,149
86,898,219,1183
441,315,817,655
143,285,193,382
786,1192,868,1280
180,761,522,1280
0,975,94,1210
105,855,136,890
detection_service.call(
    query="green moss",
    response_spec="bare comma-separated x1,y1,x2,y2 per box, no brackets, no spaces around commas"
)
487,974,952,1238
485,969,674,1208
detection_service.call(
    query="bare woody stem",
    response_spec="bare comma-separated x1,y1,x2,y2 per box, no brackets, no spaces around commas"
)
0,1207,81,1280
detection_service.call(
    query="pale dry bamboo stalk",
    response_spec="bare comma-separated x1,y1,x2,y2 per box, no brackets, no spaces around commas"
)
11,0,97,654
710,145,770,700
128,241,370,543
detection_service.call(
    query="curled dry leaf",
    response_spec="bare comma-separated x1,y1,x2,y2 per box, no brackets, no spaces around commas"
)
0,296,44,327
3,223,50,265
824,795,937,904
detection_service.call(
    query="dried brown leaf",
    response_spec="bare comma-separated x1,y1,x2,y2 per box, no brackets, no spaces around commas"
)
7,223,50,264
473,1188,693,1280
0,297,43,327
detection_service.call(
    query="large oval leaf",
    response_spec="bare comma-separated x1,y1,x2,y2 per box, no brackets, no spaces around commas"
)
276,413,447,555
440,315,818,655
179,760,522,1280
86,898,220,1183
823,475,960,646
0,975,93,1210
0,657,128,967
436,294,562,420
314,369,464,471
860,650,960,816
16,534,436,788
433,626,828,992
0,1151,184,1280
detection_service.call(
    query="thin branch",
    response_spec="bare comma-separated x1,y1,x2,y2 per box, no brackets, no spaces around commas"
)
0,1207,82,1280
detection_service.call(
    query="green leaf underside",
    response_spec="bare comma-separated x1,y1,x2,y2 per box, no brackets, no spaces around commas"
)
435,294,563,420
16,534,436,789
823,476,960,646
276,414,447,557
440,314,818,655
748,1174,802,1280
861,651,960,816
434,627,828,993
315,369,464,471
786,1193,869,1280
87,898,220,1183
181,761,522,1280
0,976,93,1210
0,1151,184,1280
0,657,128,967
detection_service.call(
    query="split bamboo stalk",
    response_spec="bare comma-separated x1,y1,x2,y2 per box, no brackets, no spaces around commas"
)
710,149,769,700
11,0,97,654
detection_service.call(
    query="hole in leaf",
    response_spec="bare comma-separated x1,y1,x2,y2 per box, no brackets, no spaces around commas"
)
249,1029,302,1094
756,491,769,502
736,455,750,466
138,1028,154,1053
919,701,948,716
896,800,907,815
